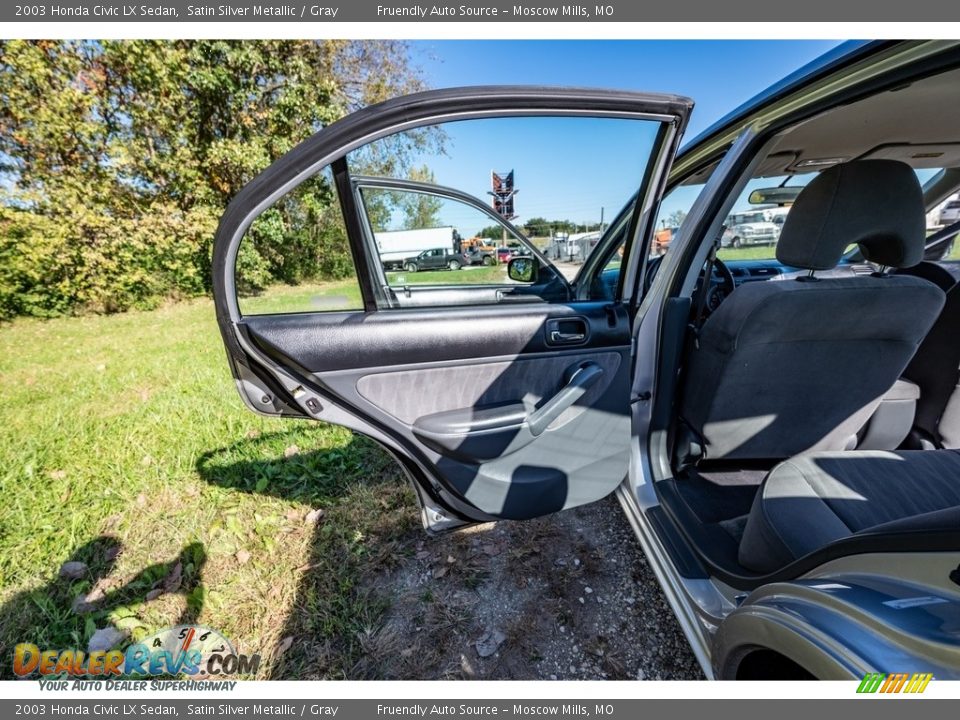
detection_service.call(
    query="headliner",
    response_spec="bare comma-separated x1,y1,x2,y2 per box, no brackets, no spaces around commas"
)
681,66,960,185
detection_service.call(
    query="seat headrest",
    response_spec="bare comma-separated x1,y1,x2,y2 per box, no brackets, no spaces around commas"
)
775,160,926,271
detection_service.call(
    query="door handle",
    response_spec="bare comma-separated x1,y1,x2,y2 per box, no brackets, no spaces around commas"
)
545,317,588,346
527,362,604,436
550,330,585,344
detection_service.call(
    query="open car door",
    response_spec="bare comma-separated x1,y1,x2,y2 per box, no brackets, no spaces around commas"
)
212,87,692,531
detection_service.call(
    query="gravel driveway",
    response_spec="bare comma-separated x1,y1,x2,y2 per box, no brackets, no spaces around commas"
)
356,494,705,680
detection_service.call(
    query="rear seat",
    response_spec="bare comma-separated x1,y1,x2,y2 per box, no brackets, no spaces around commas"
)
739,450,960,572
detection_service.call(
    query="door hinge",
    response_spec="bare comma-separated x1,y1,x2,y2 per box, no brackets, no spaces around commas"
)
631,391,652,403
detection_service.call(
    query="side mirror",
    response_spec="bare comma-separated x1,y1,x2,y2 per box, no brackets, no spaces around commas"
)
507,256,539,283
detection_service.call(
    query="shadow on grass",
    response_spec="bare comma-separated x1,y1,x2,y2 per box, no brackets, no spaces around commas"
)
195,430,418,679
0,536,206,679
194,430,378,506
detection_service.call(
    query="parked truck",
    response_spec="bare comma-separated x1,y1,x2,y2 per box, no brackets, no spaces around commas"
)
375,226,460,270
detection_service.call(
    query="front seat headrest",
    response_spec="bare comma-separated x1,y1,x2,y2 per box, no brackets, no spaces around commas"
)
775,159,925,271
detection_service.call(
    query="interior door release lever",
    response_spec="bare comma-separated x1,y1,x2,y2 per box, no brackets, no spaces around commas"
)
545,317,588,346
527,362,604,436
551,330,585,344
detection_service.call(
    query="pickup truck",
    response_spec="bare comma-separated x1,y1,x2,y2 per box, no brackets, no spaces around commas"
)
722,210,781,248
399,248,470,272
464,248,497,266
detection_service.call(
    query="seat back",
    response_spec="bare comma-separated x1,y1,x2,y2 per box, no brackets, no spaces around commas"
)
680,160,945,460
898,265,960,448
681,276,945,459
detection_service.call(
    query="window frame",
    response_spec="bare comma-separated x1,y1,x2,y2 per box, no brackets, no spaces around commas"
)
350,174,570,310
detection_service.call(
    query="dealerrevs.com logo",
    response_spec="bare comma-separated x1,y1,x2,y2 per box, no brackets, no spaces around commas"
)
14,625,261,679
857,673,934,694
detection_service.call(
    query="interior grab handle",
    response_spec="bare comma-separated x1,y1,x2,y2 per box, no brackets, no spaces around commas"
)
527,362,604,436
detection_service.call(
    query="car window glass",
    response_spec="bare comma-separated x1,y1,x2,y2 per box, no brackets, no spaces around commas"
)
236,167,363,316
359,186,532,289
587,175,712,302
932,192,960,262
348,114,662,308
651,181,707,258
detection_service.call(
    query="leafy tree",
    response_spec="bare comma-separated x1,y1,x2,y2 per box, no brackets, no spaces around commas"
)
521,217,549,236
400,166,443,230
0,40,430,317
666,209,688,228
477,225,505,241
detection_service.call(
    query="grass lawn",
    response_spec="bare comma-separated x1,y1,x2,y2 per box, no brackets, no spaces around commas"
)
239,266,510,315
716,245,778,261
0,284,420,679
386,265,507,285
718,236,960,262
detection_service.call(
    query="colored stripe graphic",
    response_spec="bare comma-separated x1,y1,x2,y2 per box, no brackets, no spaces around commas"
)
857,672,932,694
857,673,886,693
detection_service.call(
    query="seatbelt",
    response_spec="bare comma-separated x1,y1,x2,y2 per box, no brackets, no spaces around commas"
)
925,218,960,252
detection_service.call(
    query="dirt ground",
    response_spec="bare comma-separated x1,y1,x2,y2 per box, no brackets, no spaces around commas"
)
351,495,705,680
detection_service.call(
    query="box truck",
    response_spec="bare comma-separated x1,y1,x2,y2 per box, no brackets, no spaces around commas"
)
375,227,459,270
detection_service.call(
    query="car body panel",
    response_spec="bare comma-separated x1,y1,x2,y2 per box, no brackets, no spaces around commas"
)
715,555,960,679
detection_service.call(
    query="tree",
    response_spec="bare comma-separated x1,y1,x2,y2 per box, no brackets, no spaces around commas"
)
0,40,431,317
477,225,505,241
522,217,550,236
666,209,688,228
400,166,443,230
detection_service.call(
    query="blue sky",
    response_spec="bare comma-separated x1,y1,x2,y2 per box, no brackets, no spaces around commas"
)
387,40,842,232
410,41,842,140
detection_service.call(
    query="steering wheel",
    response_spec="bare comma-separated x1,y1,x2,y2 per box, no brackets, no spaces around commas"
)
704,257,735,315
643,253,666,295
643,254,736,318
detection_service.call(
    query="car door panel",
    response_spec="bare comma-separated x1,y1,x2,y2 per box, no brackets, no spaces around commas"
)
241,301,628,372
337,349,629,520
357,351,620,426
242,301,631,520
213,86,692,528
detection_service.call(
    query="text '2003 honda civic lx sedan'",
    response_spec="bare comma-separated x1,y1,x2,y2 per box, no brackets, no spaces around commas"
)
212,40,960,680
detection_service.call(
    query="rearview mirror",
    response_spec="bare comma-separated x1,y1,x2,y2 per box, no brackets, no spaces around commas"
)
508,256,538,283
748,186,803,206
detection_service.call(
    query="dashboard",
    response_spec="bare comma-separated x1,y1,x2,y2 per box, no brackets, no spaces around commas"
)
706,258,788,310
596,253,937,310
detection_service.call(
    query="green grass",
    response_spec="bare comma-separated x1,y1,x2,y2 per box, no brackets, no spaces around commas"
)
387,265,507,286
239,279,363,315
238,267,510,316
0,294,419,678
719,236,960,262
716,245,778,261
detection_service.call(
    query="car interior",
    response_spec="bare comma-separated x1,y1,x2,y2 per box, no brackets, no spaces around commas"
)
652,64,960,584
